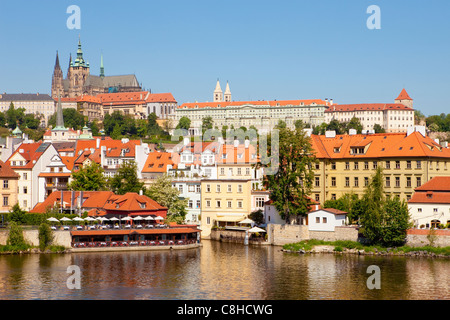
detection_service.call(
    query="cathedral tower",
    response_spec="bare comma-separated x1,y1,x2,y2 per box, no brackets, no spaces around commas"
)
214,79,223,102
224,81,232,102
51,51,64,99
68,37,90,97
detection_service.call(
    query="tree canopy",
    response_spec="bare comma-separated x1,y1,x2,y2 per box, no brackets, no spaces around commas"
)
108,161,144,195
68,162,108,191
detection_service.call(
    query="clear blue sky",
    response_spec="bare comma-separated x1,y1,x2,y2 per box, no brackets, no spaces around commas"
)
0,0,449,116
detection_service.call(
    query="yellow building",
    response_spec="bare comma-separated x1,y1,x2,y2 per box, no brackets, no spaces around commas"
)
200,179,253,238
309,128,450,204
0,160,19,213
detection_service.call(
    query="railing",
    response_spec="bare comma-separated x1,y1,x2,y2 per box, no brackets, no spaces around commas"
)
71,239,197,248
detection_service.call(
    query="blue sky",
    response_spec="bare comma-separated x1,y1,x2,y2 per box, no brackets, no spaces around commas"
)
0,0,449,116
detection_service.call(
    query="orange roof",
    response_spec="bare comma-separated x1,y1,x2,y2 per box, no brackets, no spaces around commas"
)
218,143,258,164
324,103,412,113
70,227,198,237
409,192,450,204
6,142,49,169
0,160,19,178
310,131,450,159
74,139,141,160
61,156,75,171
396,88,412,100
308,208,348,215
414,177,450,192
30,191,114,213
103,192,167,213
178,99,327,109
142,152,178,173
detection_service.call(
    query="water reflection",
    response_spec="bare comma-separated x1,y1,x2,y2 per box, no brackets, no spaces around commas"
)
0,241,448,300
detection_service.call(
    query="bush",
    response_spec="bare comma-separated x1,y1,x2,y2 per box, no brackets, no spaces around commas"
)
6,221,28,247
38,223,54,251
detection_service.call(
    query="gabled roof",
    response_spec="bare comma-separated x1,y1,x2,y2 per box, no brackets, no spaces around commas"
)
103,192,167,214
409,192,450,204
396,88,412,100
308,208,348,215
310,131,450,159
30,191,114,213
6,142,51,169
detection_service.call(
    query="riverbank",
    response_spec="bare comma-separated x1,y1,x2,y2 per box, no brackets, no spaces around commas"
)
282,240,450,258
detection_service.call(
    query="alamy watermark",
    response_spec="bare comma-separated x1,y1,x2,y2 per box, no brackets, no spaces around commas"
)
66,265,81,289
67,5,81,30
366,265,381,289
367,5,381,30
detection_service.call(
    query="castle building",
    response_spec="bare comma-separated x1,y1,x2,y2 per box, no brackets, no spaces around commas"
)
51,38,142,99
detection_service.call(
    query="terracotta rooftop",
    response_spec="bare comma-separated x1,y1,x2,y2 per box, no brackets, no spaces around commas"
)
324,103,413,113
396,88,413,100
178,99,328,109
0,160,19,178
414,177,450,192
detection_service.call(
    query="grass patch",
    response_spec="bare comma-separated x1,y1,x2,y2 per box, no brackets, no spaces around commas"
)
283,240,450,256
0,244,32,253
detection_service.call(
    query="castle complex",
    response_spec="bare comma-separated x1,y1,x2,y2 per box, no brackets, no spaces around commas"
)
51,38,142,99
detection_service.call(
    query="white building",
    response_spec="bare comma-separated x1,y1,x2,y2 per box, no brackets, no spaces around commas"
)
324,89,415,133
6,142,58,211
408,176,450,229
0,93,55,126
307,207,348,232
173,80,329,135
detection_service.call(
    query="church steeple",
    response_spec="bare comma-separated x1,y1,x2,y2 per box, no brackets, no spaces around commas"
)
51,51,64,99
53,95,68,131
214,79,223,102
224,81,232,102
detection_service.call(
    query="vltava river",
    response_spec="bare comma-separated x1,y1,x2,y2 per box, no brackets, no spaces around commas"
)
0,240,448,300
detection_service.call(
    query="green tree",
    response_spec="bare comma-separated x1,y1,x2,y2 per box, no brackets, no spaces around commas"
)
90,120,100,136
48,108,85,130
380,196,412,246
145,174,188,223
258,125,316,223
147,112,163,136
8,203,26,224
6,221,26,247
202,116,214,134
38,223,54,251
69,162,108,191
249,209,264,225
176,116,191,130
346,117,363,134
373,123,385,133
109,161,144,195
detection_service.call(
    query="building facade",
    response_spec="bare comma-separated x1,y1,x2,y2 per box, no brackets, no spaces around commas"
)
309,127,450,205
0,93,55,126
324,89,415,133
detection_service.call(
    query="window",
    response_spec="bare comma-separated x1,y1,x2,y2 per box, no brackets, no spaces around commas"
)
188,185,195,192
237,201,243,208
220,168,225,175
227,184,232,192
331,177,336,187
256,197,265,208
206,184,211,192
206,200,211,208
216,200,221,208
322,217,327,224
406,177,411,188
237,168,242,175
331,194,336,200
433,208,438,213
216,184,221,193
395,161,400,169
395,177,400,187
416,177,422,187
373,161,378,169
316,217,320,223
206,217,211,225
227,201,232,208
246,168,250,176
3,196,8,206
386,177,390,187
188,200,193,208
345,177,350,187
364,162,369,170
345,162,350,170
364,177,369,186
315,177,320,187
238,185,243,193
354,177,359,187
196,185,201,193
3,180,8,189
331,162,336,170
385,161,390,169
315,194,320,202
178,185,183,193
406,161,411,169
315,163,320,170
354,162,359,170
418,208,422,213
196,200,201,208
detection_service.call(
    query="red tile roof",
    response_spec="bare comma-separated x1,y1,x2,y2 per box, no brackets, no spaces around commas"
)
142,152,178,173
6,142,49,169
324,103,413,113
178,99,327,109
396,88,412,100
414,177,450,192
103,192,167,214
310,131,450,159
0,160,19,178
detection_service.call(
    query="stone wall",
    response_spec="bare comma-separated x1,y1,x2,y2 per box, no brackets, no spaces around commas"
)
406,229,450,247
0,230,72,248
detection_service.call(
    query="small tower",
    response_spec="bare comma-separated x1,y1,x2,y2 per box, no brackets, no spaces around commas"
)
395,88,413,109
214,79,223,102
100,54,105,79
51,51,64,99
224,81,232,102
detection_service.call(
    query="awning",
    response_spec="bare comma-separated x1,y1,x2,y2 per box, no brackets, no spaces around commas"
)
214,215,246,222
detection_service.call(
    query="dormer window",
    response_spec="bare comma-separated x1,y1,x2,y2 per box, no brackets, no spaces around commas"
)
139,203,146,209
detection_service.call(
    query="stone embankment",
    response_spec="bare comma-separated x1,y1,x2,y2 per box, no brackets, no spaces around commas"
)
281,246,448,258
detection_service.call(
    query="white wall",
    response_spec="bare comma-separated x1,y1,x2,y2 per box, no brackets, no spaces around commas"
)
308,210,346,232
408,203,450,228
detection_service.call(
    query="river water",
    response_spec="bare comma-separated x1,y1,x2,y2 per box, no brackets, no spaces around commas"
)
0,240,448,300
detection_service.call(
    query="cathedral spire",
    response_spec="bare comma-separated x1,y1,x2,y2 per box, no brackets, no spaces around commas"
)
53,95,68,131
224,81,232,102
214,79,223,102
54,51,61,71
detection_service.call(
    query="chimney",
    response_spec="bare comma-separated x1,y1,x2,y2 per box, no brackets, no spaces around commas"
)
234,139,239,148
330,99,333,106
244,139,250,149
96,138,100,149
